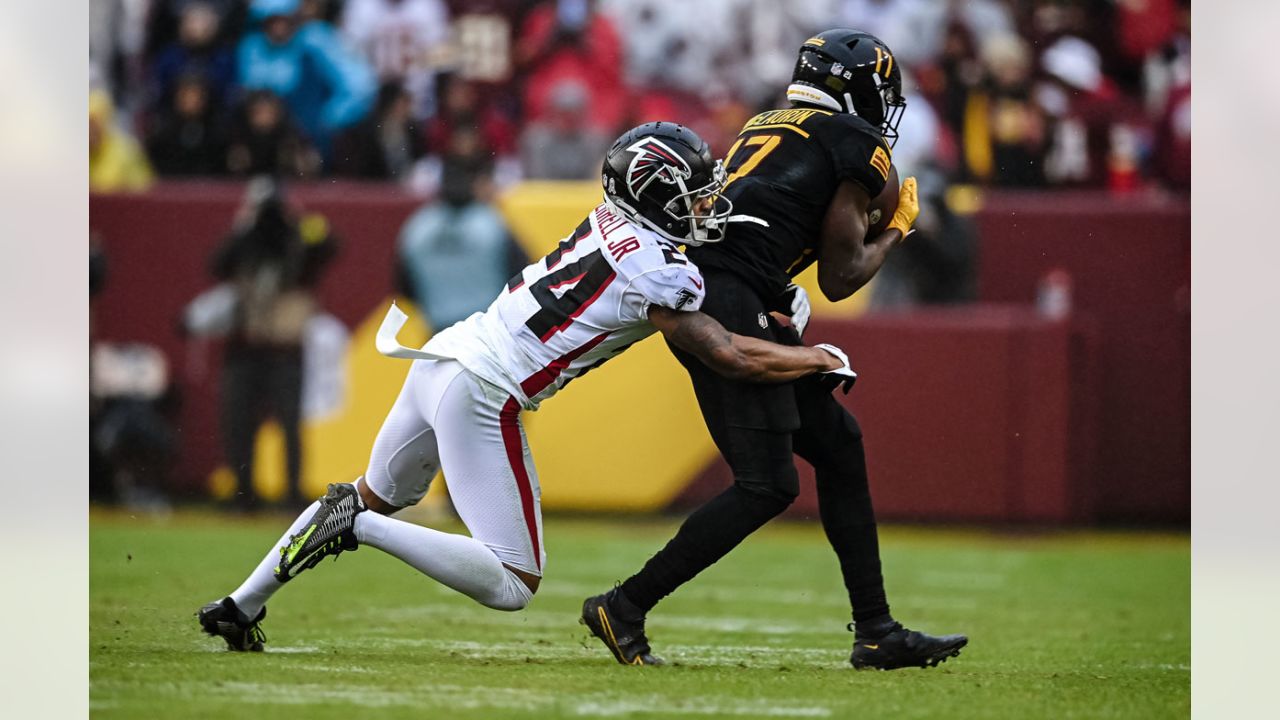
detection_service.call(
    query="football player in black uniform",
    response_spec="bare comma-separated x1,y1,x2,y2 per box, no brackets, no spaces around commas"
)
582,29,968,670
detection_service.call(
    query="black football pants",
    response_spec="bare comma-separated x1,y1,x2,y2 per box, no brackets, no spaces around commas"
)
618,271,890,623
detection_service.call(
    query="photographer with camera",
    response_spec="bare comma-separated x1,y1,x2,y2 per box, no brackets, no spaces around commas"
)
208,177,337,510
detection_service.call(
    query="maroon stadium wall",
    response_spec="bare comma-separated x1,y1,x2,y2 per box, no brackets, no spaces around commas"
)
681,192,1188,524
675,307,1104,523
90,184,1188,524
974,192,1189,523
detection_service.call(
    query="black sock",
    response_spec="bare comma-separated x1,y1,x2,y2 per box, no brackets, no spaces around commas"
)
606,586,646,624
853,614,898,640
619,484,791,612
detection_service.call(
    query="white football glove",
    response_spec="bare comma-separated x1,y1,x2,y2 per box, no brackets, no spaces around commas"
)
784,283,811,337
814,343,857,394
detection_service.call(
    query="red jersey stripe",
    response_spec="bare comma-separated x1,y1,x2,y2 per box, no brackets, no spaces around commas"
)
520,330,612,398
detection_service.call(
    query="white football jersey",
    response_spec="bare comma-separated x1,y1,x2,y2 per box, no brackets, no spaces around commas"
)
423,202,706,409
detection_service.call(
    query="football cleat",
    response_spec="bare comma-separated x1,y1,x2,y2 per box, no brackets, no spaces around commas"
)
849,622,968,670
197,597,266,652
274,483,366,583
581,589,665,666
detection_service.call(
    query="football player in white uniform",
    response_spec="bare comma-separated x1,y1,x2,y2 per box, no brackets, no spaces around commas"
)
198,122,857,651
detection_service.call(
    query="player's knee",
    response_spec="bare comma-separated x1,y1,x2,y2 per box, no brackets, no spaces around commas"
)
735,466,800,511
748,482,800,510
725,427,798,508
480,595,529,612
480,567,537,612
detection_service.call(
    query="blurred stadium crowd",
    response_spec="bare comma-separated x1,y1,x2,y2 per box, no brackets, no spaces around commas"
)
90,0,1191,194
89,0,1191,512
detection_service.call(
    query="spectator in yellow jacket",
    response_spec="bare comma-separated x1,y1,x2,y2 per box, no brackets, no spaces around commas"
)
89,89,154,193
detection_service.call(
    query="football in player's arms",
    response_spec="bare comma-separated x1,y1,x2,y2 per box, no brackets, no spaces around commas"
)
866,164,900,240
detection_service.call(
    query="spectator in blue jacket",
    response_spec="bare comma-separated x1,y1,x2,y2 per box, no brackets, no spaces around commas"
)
396,145,528,333
237,0,377,155
150,2,236,114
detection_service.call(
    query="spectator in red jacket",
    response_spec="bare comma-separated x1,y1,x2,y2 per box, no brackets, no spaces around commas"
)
420,74,520,191
443,0,527,117
515,0,627,134
424,74,517,156
520,79,611,180
1037,35,1149,190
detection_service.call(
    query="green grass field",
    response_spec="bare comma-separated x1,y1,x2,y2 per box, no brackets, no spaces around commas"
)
90,510,1189,719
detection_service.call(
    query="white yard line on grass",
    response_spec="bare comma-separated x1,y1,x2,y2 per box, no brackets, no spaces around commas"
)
361,637,848,669
133,680,838,718
571,699,832,718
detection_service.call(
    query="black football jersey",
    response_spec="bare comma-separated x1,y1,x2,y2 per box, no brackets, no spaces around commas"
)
688,107,892,302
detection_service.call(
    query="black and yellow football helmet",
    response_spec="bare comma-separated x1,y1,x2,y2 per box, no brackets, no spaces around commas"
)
787,29,907,147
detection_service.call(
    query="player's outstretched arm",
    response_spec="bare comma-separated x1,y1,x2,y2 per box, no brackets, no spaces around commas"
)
816,177,919,302
649,306,842,383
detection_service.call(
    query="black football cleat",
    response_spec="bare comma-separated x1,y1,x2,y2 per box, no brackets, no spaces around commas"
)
198,597,267,652
849,623,968,670
581,589,665,666
274,483,367,583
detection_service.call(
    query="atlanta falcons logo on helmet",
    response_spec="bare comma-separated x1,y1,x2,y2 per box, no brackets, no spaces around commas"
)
624,138,692,201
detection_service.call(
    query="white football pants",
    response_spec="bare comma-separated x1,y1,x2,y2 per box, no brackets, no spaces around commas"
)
364,359,546,576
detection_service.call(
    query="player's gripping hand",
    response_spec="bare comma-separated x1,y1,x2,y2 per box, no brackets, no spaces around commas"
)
781,283,812,337
815,343,857,394
887,176,920,240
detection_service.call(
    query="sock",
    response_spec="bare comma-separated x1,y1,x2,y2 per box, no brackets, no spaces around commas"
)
619,484,790,613
607,586,647,624
854,614,899,640
354,511,533,611
228,500,321,618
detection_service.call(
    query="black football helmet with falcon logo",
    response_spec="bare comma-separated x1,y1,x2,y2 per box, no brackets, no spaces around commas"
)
602,122,732,246
787,28,907,147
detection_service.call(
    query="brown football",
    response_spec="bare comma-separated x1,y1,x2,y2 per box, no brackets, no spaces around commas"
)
865,164,899,242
